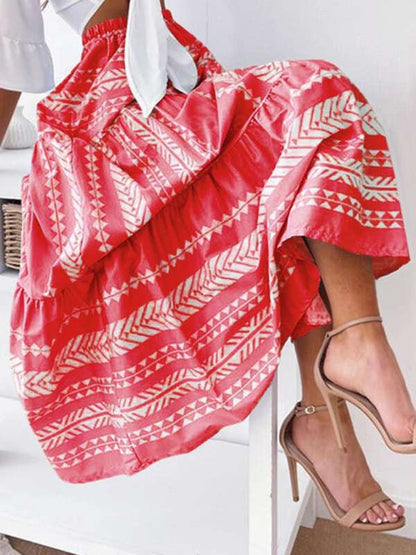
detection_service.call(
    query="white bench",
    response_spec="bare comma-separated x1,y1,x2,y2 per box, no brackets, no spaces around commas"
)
0,148,313,555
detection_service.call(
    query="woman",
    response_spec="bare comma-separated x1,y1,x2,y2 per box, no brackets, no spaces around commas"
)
1,0,413,531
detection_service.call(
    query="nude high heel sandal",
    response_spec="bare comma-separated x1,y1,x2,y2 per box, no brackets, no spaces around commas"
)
279,401,406,531
314,315,416,453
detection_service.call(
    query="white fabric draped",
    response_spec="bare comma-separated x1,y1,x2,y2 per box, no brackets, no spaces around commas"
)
0,0,55,92
125,0,198,117
0,0,199,116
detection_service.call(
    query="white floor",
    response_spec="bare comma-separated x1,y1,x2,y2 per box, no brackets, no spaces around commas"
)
0,397,311,555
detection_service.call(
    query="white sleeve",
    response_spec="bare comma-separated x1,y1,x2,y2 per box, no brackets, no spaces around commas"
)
0,0,55,92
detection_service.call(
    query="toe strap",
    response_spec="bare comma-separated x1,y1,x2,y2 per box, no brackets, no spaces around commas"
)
338,490,390,528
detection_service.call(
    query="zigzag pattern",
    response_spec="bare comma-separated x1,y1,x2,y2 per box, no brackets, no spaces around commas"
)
89,68,128,100
110,162,152,234
357,100,385,135
100,190,260,305
307,152,399,202
57,231,261,369
290,66,347,98
85,143,113,254
42,91,86,112
11,189,261,346
14,231,261,400
156,113,216,158
258,90,362,237
31,299,275,451
364,149,393,167
120,307,273,422
23,283,267,425
38,140,67,255
50,434,131,470
131,348,279,446
251,61,291,84
78,95,132,130
124,111,198,182
293,187,403,228
10,14,409,482
53,134,85,282
103,121,175,204
210,69,265,107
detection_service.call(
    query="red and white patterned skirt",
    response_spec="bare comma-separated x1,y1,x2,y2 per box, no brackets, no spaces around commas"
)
9,10,410,483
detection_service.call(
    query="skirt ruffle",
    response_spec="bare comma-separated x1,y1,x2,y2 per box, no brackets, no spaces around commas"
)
9,12,410,483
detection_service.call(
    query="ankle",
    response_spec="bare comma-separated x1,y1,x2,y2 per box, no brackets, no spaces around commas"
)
331,319,386,345
294,408,332,431
300,395,326,407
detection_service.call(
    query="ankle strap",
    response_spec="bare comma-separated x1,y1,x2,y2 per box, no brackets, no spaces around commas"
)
294,399,345,417
325,315,382,339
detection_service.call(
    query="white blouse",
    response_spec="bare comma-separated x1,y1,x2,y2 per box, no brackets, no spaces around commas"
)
0,0,199,117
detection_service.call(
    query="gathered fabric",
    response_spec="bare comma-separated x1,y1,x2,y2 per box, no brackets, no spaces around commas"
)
9,12,410,483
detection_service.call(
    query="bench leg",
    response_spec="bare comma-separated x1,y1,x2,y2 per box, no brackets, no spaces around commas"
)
249,373,278,555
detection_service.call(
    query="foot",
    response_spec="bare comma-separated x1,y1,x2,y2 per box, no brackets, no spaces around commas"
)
323,319,416,443
291,404,405,524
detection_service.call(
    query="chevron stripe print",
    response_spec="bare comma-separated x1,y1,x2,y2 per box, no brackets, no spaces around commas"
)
9,13,410,483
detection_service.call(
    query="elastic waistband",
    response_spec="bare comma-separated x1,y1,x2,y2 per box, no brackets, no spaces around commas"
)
82,16,127,45
82,8,175,46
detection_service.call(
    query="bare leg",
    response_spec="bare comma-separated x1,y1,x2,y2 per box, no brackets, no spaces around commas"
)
292,324,404,524
304,237,416,443
0,89,21,146
305,238,379,327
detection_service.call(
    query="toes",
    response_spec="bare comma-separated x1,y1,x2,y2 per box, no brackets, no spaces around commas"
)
366,508,383,525
360,501,404,525
359,512,368,523
386,499,405,518
380,500,401,522
372,503,388,523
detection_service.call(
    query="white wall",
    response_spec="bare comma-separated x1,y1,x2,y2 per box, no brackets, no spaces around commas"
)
19,0,416,529
251,0,416,531
202,0,416,521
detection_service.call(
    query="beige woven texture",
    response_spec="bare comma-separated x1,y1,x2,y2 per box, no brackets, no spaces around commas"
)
293,518,416,554
2,201,22,270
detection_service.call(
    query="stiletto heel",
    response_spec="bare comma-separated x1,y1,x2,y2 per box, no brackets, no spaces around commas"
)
286,455,299,501
314,315,416,454
279,402,406,531
314,329,346,450
321,388,346,451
